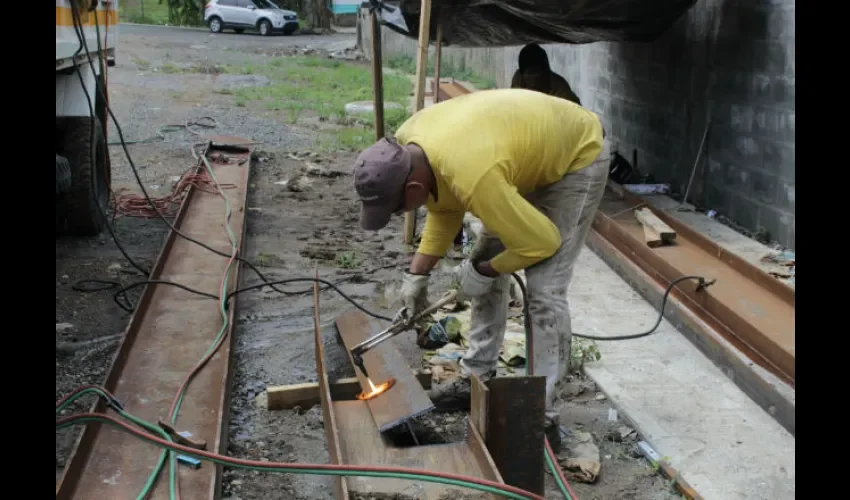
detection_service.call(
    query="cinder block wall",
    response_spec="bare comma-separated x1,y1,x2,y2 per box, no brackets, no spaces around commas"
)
358,0,795,248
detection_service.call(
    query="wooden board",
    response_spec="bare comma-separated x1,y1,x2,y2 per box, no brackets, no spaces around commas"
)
335,309,435,432
267,372,432,411
334,400,502,499
634,207,676,247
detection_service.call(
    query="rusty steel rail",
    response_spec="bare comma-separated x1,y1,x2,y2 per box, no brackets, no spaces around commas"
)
56,137,253,500
592,184,795,386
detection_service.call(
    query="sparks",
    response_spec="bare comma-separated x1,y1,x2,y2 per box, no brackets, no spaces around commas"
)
357,377,396,400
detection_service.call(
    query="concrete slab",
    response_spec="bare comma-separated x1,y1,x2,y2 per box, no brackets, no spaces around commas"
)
572,248,795,500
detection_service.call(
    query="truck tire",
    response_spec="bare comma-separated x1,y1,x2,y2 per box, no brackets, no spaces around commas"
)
56,154,71,234
60,117,109,236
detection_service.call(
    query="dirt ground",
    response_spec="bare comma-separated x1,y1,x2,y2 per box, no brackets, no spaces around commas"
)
56,25,681,500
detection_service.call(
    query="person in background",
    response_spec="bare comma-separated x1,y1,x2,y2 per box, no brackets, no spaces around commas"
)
511,43,582,105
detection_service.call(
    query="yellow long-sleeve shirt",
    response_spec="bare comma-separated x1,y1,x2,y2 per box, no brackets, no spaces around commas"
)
394,88,604,274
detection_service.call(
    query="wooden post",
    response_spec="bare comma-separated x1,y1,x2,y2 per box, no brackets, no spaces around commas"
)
433,22,443,104
369,9,385,140
404,0,432,244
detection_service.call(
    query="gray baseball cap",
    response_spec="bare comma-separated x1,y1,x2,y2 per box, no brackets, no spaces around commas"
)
353,137,412,230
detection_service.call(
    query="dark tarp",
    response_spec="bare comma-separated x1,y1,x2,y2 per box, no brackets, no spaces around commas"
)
375,0,698,47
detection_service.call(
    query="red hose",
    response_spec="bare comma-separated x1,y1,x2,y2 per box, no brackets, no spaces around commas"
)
511,273,580,499
56,412,546,500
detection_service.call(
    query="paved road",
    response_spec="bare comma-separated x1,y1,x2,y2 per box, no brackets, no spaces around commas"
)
117,22,357,51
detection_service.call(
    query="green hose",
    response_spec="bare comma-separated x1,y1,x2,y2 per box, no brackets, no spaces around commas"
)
56,388,177,500
56,413,540,500
137,152,240,498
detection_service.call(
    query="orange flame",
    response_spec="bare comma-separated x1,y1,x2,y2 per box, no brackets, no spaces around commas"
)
357,377,396,400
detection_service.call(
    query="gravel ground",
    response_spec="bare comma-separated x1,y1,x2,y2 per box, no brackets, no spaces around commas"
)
56,24,682,500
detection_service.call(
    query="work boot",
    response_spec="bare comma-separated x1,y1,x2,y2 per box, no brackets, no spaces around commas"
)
544,417,562,453
427,370,496,411
427,376,472,411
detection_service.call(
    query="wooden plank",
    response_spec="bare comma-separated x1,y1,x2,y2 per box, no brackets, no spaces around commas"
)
486,376,546,495
634,207,676,247
266,372,432,411
335,309,435,432
335,400,503,499
369,9,384,140
433,22,443,104
470,374,489,441
314,272,350,500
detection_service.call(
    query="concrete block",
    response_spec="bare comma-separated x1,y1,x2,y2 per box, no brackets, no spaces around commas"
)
768,7,796,39
734,136,763,164
761,140,794,177
752,108,794,141
729,105,754,134
724,163,750,192
755,206,784,241
749,168,778,205
729,195,759,231
775,179,795,212
738,4,771,41
771,76,795,106
703,181,732,217
596,75,611,93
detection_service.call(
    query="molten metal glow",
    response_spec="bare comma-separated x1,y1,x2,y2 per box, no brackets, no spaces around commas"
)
357,377,396,400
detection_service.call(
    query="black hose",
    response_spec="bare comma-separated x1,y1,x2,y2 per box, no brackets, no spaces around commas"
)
510,274,712,342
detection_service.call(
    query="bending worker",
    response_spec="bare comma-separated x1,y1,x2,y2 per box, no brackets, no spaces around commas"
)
351,88,609,450
511,43,582,105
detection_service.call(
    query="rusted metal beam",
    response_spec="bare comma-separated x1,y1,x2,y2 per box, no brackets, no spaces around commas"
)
57,139,253,500
335,309,435,432
485,376,546,496
592,189,795,386
314,269,350,500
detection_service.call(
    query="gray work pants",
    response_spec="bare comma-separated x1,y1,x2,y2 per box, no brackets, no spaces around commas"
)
460,144,610,420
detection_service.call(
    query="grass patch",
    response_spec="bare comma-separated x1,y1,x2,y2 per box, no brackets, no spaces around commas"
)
159,62,181,74
335,251,359,269
121,0,170,25
225,56,413,151
132,57,151,70
386,54,497,90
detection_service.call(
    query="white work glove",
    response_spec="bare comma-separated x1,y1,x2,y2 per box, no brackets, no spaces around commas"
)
456,260,496,302
401,272,430,320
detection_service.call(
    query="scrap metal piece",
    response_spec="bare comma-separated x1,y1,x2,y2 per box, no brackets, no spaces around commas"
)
336,310,435,432
485,376,546,495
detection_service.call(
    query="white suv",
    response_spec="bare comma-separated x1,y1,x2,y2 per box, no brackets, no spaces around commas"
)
204,0,300,36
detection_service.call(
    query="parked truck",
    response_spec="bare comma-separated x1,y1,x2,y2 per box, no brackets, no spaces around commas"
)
56,0,117,236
